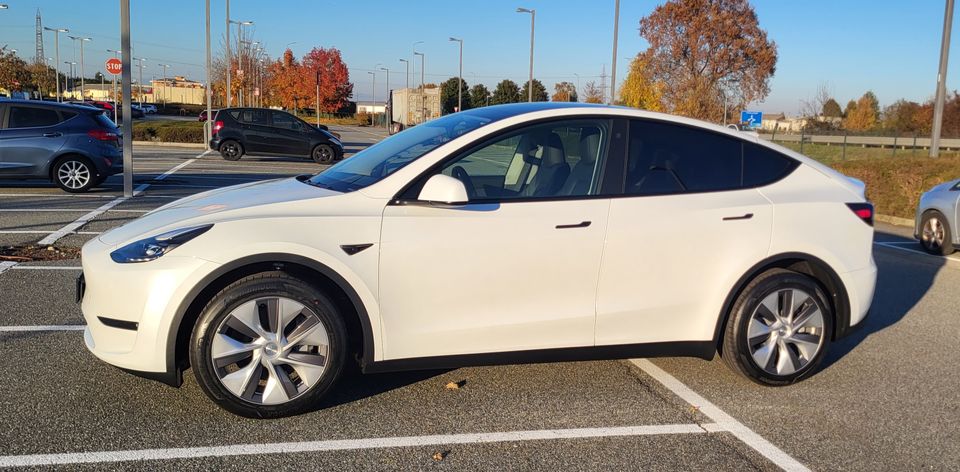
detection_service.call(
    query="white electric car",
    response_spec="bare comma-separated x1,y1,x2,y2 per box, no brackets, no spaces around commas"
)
80,103,877,418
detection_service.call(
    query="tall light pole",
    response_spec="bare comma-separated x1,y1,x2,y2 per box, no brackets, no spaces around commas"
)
609,0,620,105
931,0,955,158
64,61,76,97
380,66,390,127
368,71,376,126
44,26,69,102
228,19,253,107
449,37,463,112
414,51,424,122
205,0,213,144
517,7,535,102
68,36,90,100
316,67,322,126
399,58,409,89
120,0,133,197
157,63,170,105
133,57,146,107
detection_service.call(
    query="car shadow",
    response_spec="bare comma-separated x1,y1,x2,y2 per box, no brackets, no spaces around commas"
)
822,228,947,369
312,366,453,411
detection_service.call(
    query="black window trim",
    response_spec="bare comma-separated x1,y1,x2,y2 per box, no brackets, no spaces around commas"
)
390,115,628,205
618,117,800,198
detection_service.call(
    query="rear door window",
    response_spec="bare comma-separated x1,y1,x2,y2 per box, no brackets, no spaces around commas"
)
8,106,63,128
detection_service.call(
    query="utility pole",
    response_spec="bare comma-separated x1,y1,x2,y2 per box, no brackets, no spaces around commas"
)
69,36,90,99
517,7,535,102
133,57,146,108
368,71,376,126
205,0,212,144
44,26,68,102
449,37,463,112
120,0,133,198
609,0,620,105
931,0,955,158
158,63,170,105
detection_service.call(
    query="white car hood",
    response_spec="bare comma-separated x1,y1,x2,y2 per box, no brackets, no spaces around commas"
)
99,177,341,246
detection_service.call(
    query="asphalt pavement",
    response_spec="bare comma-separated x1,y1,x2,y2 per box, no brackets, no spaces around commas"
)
0,126,957,470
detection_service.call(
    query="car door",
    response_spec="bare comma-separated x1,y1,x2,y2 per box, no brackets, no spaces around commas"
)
378,118,623,360
0,105,70,176
595,119,777,346
235,109,271,153
270,111,310,156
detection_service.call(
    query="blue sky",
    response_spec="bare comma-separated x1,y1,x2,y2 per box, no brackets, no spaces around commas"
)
0,0,957,114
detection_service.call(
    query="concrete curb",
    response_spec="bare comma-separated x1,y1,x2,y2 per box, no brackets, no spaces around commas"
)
133,141,206,149
876,214,913,228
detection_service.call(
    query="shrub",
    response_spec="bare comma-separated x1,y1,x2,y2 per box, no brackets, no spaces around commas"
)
156,125,204,143
832,156,960,218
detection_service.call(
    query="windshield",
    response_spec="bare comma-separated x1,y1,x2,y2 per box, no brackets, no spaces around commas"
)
306,113,496,192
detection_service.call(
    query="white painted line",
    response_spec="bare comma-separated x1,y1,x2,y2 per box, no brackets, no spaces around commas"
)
0,193,118,198
10,266,82,270
0,325,86,332
632,359,810,472
874,241,960,263
0,423,710,467
0,209,149,213
0,230,101,235
0,261,17,275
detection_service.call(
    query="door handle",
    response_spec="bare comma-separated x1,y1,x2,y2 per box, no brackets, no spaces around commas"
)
556,221,591,229
722,213,754,221
43,132,62,138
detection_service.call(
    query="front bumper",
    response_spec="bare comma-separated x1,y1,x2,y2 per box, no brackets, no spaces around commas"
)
79,236,220,383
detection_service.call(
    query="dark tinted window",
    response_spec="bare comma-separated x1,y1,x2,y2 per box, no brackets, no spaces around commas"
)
743,142,798,187
626,120,741,195
239,109,269,125
93,113,117,129
8,106,63,128
271,111,299,131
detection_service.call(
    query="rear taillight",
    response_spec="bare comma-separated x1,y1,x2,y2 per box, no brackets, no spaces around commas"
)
213,120,224,135
88,129,119,141
847,202,874,226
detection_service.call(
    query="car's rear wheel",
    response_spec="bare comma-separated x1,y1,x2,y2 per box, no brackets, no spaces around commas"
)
190,272,347,418
920,211,954,255
721,268,832,385
312,144,335,164
220,140,244,161
52,156,97,193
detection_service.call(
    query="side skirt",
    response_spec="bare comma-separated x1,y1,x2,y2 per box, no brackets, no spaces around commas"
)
362,341,715,374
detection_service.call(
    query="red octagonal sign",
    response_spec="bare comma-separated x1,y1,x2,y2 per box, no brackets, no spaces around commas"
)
105,58,123,75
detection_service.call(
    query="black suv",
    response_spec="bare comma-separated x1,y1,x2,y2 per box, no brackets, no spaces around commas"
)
209,108,344,163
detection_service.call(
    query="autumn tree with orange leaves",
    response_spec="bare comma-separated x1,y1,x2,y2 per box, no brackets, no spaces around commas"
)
265,47,353,113
634,0,777,121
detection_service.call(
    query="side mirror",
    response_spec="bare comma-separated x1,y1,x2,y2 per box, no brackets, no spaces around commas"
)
418,174,469,204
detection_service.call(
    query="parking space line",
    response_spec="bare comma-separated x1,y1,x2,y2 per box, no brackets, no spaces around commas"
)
0,230,101,235
10,266,82,270
0,261,16,275
0,325,86,332
0,423,713,467
632,359,810,472
874,241,960,263
0,209,149,213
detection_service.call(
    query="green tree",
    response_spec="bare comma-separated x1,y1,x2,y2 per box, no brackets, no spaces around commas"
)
822,98,842,118
491,79,521,104
469,83,491,107
440,77,471,114
0,50,33,94
520,78,548,102
551,81,577,102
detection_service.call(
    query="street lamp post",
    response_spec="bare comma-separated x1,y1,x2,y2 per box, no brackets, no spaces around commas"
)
380,66,390,127
64,61,76,97
449,37,463,112
368,71,376,127
414,51,425,122
226,15,253,107
609,0,620,105
399,58,409,89
158,63,170,105
316,68,322,126
133,57,146,108
516,7,535,102
68,36,90,100
44,26,69,102
931,0,955,158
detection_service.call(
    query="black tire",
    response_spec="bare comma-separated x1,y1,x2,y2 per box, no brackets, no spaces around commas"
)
311,144,335,164
189,272,348,418
219,140,244,161
721,268,833,386
919,211,954,256
52,156,97,193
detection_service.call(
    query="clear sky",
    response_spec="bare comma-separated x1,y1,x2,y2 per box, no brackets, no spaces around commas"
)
0,0,957,114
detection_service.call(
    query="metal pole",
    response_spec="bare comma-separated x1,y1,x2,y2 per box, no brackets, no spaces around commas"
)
236,22,242,107
842,130,847,160
381,67,390,127
368,71,376,126
225,0,231,107
120,0,133,198
400,58,409,89
450,38,462,111
516,8,536,102
316,69,321,126
78,38,86,98
205,0,212,146
609,0,620,105
109,49,120,122
54,32,61,101
931,0,954,158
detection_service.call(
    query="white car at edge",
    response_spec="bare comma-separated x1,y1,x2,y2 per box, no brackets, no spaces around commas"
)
80,103,877,418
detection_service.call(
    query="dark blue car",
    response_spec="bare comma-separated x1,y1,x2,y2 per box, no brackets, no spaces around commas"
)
0,100,123,192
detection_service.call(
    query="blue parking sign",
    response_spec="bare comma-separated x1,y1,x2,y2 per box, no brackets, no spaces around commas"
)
740,111,762,129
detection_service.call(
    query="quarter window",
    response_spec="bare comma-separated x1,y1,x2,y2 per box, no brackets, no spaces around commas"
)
8,107,63,128
743,142,799,187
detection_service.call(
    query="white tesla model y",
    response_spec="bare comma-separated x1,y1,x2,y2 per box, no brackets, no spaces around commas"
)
79,103,877,417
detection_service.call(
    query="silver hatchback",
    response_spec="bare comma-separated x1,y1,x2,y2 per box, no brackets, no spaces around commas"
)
916,178,960,255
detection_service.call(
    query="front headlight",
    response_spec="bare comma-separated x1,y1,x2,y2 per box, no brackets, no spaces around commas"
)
110,224,213,263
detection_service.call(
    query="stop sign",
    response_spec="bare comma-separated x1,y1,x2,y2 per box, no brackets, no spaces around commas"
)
105,58,122,75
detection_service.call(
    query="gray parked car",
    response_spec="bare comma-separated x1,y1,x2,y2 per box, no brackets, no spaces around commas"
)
915,178,960,255
0,100,123,192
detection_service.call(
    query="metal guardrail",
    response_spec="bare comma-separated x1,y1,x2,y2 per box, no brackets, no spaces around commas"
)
760,133,960,150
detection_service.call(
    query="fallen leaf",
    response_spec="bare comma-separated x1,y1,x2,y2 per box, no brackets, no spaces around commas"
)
445,380,466,390
432,451,449,461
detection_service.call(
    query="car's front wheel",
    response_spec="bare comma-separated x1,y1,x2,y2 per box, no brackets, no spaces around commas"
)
721,268,832,385
190,272,347,418
219,140,244,161
312,144,335,164
52,156,97,193
920,211,954,255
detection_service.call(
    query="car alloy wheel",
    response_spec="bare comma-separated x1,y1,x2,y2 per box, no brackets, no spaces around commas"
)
220,141,243,161
312,144,334,164
55,159,94,192
211,296,331,405
747,288,826,376
921,216,945,251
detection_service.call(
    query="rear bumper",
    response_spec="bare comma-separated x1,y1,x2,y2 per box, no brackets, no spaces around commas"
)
836,260,877,338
